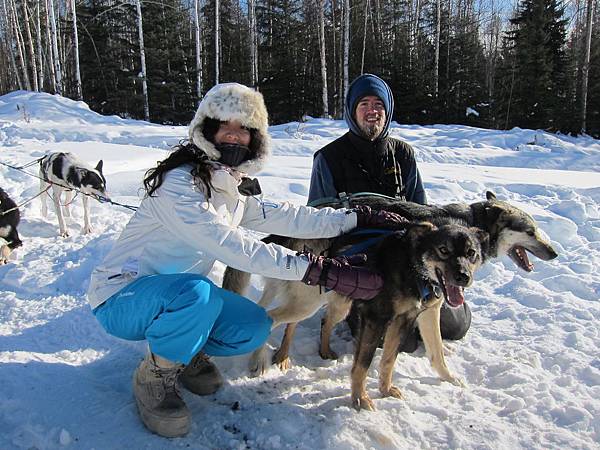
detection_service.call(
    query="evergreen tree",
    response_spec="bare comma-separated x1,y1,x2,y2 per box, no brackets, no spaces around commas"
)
142,0,195,124
495,0,571,131
77,0,143,118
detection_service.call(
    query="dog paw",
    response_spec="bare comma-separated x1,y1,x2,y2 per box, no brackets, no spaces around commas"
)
319,348,338,360
351,394,376,412
274,356,291,372
443,374,465,387
248,347,271,377
83,226,93,235
380,385,404,399
59,230,70,238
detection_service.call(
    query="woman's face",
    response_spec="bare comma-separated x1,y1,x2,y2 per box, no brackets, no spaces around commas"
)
214,120,251,147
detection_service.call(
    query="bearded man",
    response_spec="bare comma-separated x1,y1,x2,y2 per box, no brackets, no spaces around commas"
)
308,73,472,352
308,73,426,205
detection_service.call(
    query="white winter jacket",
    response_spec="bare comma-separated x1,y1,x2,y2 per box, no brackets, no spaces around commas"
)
86,165,358,309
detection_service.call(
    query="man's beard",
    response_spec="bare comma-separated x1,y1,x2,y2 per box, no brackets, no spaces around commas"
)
358,121,384,140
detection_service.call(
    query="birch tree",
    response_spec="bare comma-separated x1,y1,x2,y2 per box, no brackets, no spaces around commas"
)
71,0,82,99
215,0,220,83
248,0,258,87
434,0,440,96
135,0,149,121
318,0,328,116
48,0,62,94
580,0,594,133
22,0,39,91
342,0,349,109
35,0,44,89
194,0,202,100
1,0,22,89
10,0,32,90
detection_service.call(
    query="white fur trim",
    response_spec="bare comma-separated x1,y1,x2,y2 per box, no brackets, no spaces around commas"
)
188,83,270,175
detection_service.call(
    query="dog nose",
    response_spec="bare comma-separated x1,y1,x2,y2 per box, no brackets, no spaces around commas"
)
455,271,471,285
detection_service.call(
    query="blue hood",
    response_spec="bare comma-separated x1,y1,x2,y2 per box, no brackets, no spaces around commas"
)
344,74,394,140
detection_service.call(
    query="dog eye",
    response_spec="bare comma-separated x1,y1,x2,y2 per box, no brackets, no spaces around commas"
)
467,249,475,257
439,246,449,255
527,230,535,236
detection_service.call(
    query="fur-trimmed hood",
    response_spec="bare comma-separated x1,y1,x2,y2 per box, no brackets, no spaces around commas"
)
188,83,270,175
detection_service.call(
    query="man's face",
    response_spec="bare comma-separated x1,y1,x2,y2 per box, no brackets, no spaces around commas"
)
354,95,386,140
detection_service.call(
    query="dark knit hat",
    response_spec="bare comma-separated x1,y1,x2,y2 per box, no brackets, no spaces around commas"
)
344,74,394,139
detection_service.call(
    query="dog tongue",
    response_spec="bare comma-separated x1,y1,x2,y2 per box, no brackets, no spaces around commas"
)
446,285,465,307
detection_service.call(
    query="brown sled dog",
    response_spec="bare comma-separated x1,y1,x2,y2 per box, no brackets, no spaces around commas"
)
226,220,489,410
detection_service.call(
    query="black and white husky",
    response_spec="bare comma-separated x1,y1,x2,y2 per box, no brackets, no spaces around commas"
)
0,187,22,264
39,152,108,237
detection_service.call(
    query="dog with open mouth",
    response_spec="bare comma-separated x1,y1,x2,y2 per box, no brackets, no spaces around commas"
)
222,191,558,406
345,221,487,410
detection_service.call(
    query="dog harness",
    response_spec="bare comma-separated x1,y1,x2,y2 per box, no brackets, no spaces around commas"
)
332,227,442,302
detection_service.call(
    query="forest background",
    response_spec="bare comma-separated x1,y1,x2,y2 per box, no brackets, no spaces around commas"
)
1,0,599,137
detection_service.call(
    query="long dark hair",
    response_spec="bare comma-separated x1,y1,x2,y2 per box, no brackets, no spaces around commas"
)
143,118,262,198
143,141,213,197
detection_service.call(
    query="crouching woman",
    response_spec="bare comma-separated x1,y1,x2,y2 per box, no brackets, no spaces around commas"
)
86,83,405,438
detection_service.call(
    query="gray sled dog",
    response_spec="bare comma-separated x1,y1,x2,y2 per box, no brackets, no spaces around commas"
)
39,152,108,237
222,192,558,405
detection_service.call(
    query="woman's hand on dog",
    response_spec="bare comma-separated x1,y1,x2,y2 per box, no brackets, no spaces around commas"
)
352,205,408,229
301,252,383,300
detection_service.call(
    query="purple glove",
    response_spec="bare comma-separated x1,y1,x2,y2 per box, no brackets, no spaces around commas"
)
301,252,384,300
354,205,408,229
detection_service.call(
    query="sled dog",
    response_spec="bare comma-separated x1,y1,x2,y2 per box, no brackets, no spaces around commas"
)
222,192,558,384
39,152,107,237
0,187,23,264
229,221,489,409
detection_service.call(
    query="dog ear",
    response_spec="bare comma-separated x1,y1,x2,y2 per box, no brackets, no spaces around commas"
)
406,221,436,240
486,191,497,201
95,160,104,173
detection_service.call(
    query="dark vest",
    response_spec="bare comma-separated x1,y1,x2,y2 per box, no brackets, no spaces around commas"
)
316,132,413,199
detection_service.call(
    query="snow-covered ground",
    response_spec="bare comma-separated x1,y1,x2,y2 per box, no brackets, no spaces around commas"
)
0,90,599,450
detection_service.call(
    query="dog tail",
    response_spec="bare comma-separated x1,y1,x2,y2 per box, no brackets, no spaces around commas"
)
222,266,252,295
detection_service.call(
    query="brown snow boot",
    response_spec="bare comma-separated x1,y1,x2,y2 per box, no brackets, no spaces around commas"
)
180,352,223,396
133,353,191,438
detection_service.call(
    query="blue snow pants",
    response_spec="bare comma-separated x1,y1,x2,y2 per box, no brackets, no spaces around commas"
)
93,273,272,364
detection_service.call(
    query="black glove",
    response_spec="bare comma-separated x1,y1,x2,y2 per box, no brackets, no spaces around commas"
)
353,205,408,229
301,252,384,300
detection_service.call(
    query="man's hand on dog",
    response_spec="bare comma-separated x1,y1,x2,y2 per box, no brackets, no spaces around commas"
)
301,252,383,300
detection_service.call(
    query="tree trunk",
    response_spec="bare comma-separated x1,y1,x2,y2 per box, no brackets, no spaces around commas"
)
248,0,258,88
318,0,328,116
215,0,220,84
22,0,39,91
135,0,150,121
360,0,369,74
194,0,203,101
10,0,32,90
2,0,23,89
580,0,594,133
342,0,349,110
35,0,44,90
434,0,440,97
71,0,82,99
48,0,62,94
